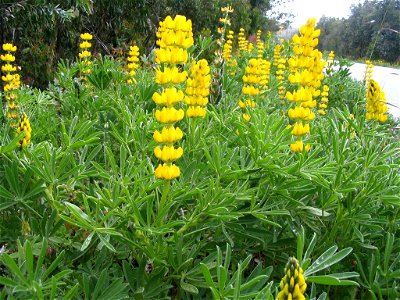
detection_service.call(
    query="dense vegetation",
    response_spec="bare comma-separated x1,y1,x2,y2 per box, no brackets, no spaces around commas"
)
0,0,284,88
0,4,399,300
317,0,400,64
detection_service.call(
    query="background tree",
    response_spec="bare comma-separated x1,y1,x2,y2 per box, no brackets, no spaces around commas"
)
317,0,400,63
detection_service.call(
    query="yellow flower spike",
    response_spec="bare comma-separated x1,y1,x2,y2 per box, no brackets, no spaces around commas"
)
16,114,32,148
277,257,307,299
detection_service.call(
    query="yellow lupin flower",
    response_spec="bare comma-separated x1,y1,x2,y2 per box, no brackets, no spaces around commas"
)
366,79,388,122
153,127,183,144
277,257,307,300
152,15,193,180
80,33,93,40
0,53,15,62
156,67,187,85
152,87,185,106
155,107,185,124
185,59,210,118
1,42,20,122
2,43,17,52
286,18,324,152
154,145,183,162
16,114,32,148
154,163,180,180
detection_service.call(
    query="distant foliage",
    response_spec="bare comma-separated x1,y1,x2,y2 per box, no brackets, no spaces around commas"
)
0,0,280,88
317,0,400,63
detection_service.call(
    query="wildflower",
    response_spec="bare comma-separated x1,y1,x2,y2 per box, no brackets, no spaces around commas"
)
155,163,180,180
238,28,248,56
16,114,32,148
0,53,15,63
1,42,20,123
152,15,193,180
80,33,93,40
318,85,329,115
326,51,335,72
126,45,140,84
277,257,307,300
364,60,374,86
78,33,93,79
276,58,286,100
366,79,388,123
286,18,324,153
221,6,234,13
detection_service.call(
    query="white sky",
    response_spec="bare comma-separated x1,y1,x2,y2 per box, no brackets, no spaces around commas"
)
274,0,363,28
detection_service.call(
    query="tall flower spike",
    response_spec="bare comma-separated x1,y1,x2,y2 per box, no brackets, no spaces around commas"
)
16,113,32,148
153,15,193,180
326,51,335,72
185,59,211,118
318,85,329,115
277,257,307,300
366,79,388,123
127,45,140,84
238,28,248,56
286,18,324,152
78,33,93,80
364,60,374,86
1,42,20,123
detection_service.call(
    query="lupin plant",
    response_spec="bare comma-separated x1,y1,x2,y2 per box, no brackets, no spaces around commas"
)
256,29,263,59
78,33,93,79
286,18,325,153
364,60,374,85
366,79,388,123
318,85,329,115
239,58,265,121
152,15,193,180
223,30,237,75
326,50,335,72
1,43,20,123
277,257,307,300
16,113,32,148
185,59,211,118
276,58,286,100
238,28,248,56
273,44,282,67
126,45,140,84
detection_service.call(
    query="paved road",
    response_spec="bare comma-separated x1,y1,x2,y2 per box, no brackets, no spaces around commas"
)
349,63,400,119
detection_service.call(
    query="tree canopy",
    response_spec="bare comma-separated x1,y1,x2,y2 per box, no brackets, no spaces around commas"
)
317,0,400,63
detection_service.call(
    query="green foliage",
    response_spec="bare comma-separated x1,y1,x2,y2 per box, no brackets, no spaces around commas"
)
1,23,399,299
317,0,400,63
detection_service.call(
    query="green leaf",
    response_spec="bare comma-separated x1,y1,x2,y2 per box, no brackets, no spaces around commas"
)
304,246,353,276
81,231,95,251
97,233,116,252
64,202,93,229
180,279,199,294
0,276,18,287
1,254,28,285
307,275,359,286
